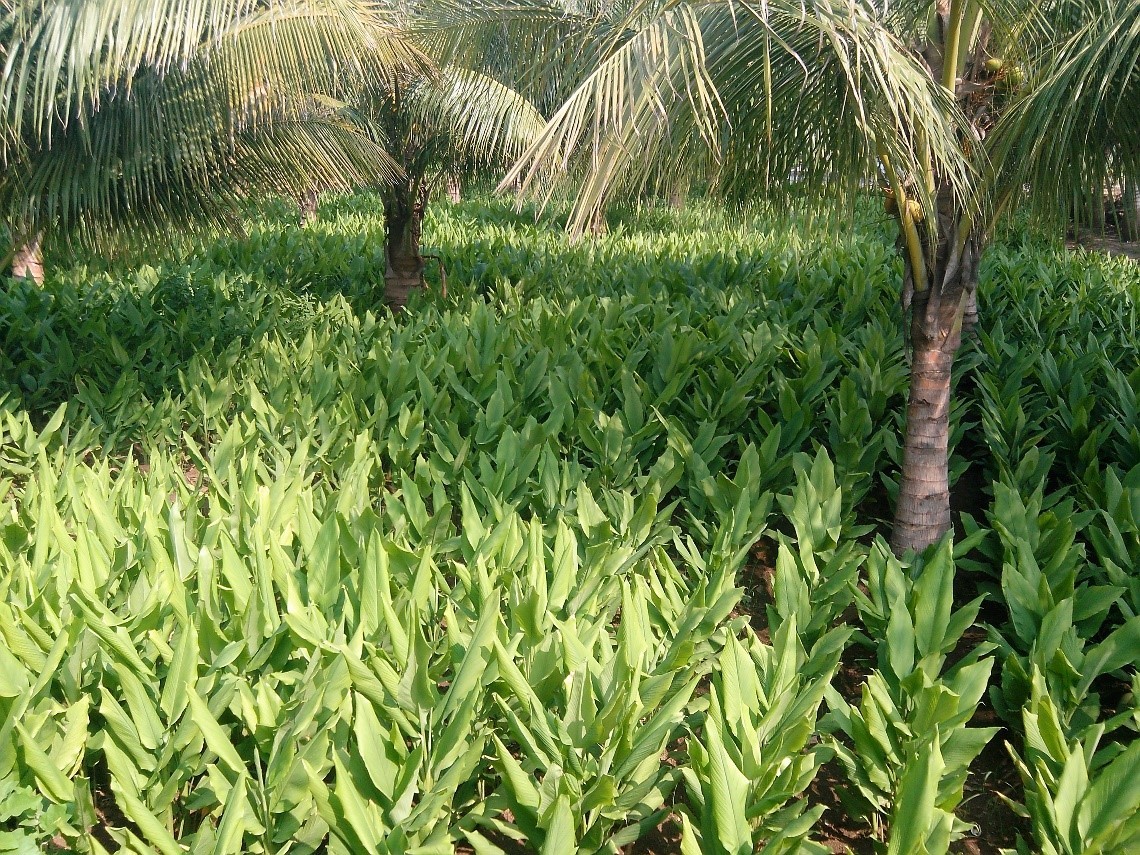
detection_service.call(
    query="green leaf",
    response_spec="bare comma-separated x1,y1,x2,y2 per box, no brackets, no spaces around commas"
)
704,694,751,855
887,738,942,855
16,724,73,803
1079,739,1140,846
541,794,576,855
679,812,704,855
494,735,541,817
187,689,246,778
212,773,250,855
332,754,383,854
109,779,182,855
885,604,916,682
1077,616,1140,698
439,604,497,723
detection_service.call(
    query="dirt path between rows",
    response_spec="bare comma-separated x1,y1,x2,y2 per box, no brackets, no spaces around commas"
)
1066,233,1140,262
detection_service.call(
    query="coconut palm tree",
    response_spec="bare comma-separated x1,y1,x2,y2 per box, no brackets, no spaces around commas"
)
359,0,609,307
505,0,1139,554
362,64,546,306
0,0,429,280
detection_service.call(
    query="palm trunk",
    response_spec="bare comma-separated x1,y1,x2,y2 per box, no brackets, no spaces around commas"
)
1123,175,1140,242
889,2,992,555
446,174,461,204
384,183,426,309
962,286,979,337
893,297,957,553
588,208,607,237
1073,182,1105,235
299,189,319,226
668,177,690,210
11,233,43,284
891,192,982,555
1089,185,1106,234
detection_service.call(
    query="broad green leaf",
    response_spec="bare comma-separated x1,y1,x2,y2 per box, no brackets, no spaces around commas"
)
886,739,942,855
541,794,576,855
212,773,250,855
187,689,246,777
16,724,73,803
704,695,751,855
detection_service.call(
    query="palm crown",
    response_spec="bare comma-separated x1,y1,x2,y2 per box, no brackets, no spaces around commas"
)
0,0,428,255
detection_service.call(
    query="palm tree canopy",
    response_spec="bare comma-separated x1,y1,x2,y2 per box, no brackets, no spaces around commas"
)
355,0,568,193
412,0,631,112
504,0,980,234
991,0,1140,225
0,0,428,147
0,0,429,246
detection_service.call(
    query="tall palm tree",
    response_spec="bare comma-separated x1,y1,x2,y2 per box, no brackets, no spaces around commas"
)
0,0,429,280
505,0,1139,554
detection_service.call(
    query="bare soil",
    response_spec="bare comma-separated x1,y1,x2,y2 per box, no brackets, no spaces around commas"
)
953,732,1028,854
1066,232,1140,262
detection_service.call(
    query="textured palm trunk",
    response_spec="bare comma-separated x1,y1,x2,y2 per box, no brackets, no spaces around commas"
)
588,208,607,237
384,184,426,310
299,189,319,226
1071,182,1106,235
11,234,44,284
446,174,461,204
668,177,690,210
1088,184,1106,233
1123,175,1140,242
891,191,982,555
893,297,958,553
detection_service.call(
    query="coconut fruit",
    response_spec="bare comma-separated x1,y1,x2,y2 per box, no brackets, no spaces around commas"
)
997,64,1024,90
906,199,925,223
984,57,1004,74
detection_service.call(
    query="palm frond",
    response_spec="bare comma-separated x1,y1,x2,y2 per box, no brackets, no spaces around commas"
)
0,0,429,156
505,0,979,235
0,0,254,132
411,67,546,168
1,78,400,246
409,0,639,114
990,0,1140,224
0,0,418,245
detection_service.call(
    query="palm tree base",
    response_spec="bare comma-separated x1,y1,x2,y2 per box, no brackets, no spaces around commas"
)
11,235,44,284
384,268,425,310
299,190,319,226
891,339,955,555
